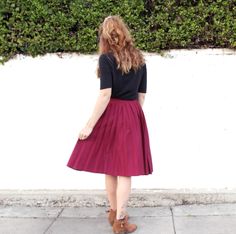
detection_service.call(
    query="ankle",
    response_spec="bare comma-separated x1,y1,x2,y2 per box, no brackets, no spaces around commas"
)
116,215,125,220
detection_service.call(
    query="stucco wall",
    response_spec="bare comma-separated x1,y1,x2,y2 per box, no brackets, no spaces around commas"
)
0,49,235,190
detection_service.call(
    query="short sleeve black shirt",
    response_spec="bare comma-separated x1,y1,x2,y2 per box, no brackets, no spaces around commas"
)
99,52,147,100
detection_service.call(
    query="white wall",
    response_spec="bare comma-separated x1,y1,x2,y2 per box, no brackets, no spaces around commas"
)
0,49,236,190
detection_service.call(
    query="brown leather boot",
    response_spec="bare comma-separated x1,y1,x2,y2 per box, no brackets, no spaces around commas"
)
112,217,137,234
108,209,117,226
107,209,129,226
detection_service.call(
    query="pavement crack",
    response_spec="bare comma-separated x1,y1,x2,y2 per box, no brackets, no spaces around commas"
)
170,206,177,234
43,207,64,234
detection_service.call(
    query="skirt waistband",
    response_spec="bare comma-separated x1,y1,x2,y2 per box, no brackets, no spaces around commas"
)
109,98,138,103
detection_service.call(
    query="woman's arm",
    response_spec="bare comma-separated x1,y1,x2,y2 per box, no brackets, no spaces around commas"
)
79,88,111,140
138,92,145,107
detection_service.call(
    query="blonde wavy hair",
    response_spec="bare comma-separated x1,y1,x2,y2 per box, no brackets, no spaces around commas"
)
97,15,145,77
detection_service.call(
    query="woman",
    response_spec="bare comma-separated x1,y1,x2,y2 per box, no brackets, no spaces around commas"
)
67,15,153,234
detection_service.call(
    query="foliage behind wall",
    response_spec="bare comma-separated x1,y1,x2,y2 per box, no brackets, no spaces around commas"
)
0,0,236,63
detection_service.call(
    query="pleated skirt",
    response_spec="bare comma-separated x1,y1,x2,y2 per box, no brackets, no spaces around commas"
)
67,98,153,176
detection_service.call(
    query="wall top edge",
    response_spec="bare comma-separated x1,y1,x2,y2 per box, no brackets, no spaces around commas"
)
1,48,236,62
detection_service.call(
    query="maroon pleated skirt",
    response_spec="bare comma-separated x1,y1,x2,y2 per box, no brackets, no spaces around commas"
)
67,98,153,176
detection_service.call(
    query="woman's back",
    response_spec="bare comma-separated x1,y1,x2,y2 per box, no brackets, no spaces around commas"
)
99,52,147,100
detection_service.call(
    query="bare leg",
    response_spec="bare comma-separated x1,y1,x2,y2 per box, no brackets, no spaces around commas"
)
116,176,131,219
105,174,118,210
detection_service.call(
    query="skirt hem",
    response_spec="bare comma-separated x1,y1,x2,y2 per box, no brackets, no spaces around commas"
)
67,165,153,177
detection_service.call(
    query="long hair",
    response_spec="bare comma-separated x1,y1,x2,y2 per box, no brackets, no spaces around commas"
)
97,15,145,77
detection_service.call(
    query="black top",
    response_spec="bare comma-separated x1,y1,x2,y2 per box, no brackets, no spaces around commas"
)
99,52,147,100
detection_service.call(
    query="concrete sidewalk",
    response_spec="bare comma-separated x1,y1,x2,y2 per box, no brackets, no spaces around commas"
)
0,204,236,234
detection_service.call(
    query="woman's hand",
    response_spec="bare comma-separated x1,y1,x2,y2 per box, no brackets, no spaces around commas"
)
78,88,111,140
79,126,93,140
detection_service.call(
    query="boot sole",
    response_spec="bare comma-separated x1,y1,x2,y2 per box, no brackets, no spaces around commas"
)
113,226,137,234
113,230,137,234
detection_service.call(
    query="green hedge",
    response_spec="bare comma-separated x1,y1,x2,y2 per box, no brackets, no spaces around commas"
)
0,0,236,63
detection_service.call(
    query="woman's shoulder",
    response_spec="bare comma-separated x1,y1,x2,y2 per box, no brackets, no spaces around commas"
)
99,51,114,56
99,52,114,59
99,52,115,66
